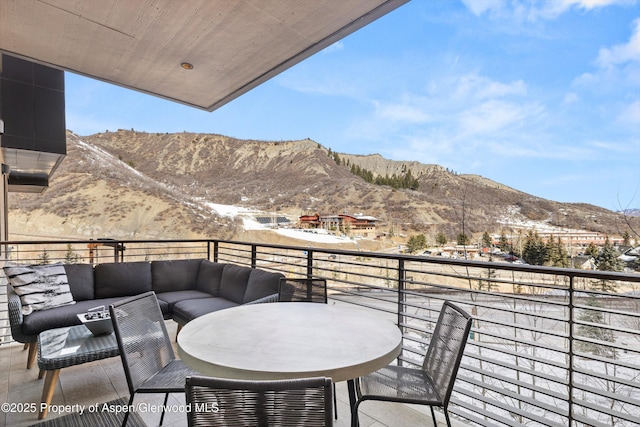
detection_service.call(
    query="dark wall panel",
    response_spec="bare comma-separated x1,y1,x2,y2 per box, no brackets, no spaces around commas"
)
0,54,66,155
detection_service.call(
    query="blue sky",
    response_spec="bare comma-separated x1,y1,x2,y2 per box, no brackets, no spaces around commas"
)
66,0,640,211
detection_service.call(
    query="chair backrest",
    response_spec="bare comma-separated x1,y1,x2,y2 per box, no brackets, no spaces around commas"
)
109,291,175,395
422,301,472,405
185,375,333,427
278,278,327,303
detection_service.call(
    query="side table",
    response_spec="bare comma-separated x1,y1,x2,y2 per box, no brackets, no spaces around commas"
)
37,325,119,419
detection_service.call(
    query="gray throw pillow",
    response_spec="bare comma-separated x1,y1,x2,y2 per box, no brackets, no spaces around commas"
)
4,263,75,315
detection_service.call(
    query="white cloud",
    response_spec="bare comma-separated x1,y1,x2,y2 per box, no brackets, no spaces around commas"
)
564,92,580,104
350,71,556,168
597,18,640,68
375,102,431,124
454,74,527,100
573,17,640,93
617,100,640,126
461,0,505,16
462,0,637,21
457,99,540,137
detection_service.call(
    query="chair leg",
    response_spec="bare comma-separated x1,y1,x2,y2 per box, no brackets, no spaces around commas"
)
38,369,61,419
159,392,169,425
333,383,338,419
430,407,438,426
27,341,37,369
122,395,134,427
175,324,183,342
444,409,452,427
351,399,362,427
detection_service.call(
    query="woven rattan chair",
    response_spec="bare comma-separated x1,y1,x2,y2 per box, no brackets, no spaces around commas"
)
351,301,472,427
109,291,199,427
278,277,327,303
185,375,333,427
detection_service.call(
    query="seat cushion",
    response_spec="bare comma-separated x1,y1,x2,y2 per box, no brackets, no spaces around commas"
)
156,290,212,312
22,297,125,336
64,263,95,301
151,259,202,293
219,264,252,304
172,297,239,326
196,260,225,295
243,269,283,303
94,262,152,298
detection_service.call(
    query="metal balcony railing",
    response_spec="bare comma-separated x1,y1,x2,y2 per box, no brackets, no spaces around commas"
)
1,238,639,427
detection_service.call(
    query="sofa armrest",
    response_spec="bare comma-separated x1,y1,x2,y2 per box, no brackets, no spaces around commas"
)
6,283,33,343
245,292,279,305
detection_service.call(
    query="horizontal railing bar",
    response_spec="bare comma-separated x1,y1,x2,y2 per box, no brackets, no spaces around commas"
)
456,377,569,417
472,314,569,339
461,355,569,387
573,366,640,389
572,413,615,427
471,328,569,354
573,320,640,341
574,382,640,408
402,291,571,321
572,396,640,424
471,340,568,369
450,389,567,427
573,303,640,319
573,335,640,358
459,368,569,403
448,403,521,427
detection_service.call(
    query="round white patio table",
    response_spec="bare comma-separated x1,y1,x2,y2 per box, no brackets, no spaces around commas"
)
177,302,402,383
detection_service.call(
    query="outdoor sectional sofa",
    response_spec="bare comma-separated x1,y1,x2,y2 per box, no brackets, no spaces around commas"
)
5,258,283,368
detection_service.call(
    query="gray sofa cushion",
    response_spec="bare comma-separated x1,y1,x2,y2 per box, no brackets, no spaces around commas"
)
219,264,252,304
22,297,126,336
172,297,239,325
196,260,225,295
243,269,283,303
151,259,201,293
156,290,211,311
64,263,95,301
94,262,152,298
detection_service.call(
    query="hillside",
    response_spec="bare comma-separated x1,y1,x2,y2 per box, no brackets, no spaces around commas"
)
7,130,631,245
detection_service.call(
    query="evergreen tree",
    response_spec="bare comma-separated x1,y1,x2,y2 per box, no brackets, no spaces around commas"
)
406,234,427,253
576,296,616,357
546,236,569,267
64,244,80,264
332,152,341,165
436,233,448,246
481,232,492,250
576,237,621,357
498,232,510,252
522,231,547,265
585,242,599,258
596,237,624,274
37,249,50,265
456,233,470,245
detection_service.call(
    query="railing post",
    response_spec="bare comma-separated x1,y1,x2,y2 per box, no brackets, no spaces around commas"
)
213,241,219,262
568,274,575,426
397,258,406,366
251,244,257,269
307,250,314,279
